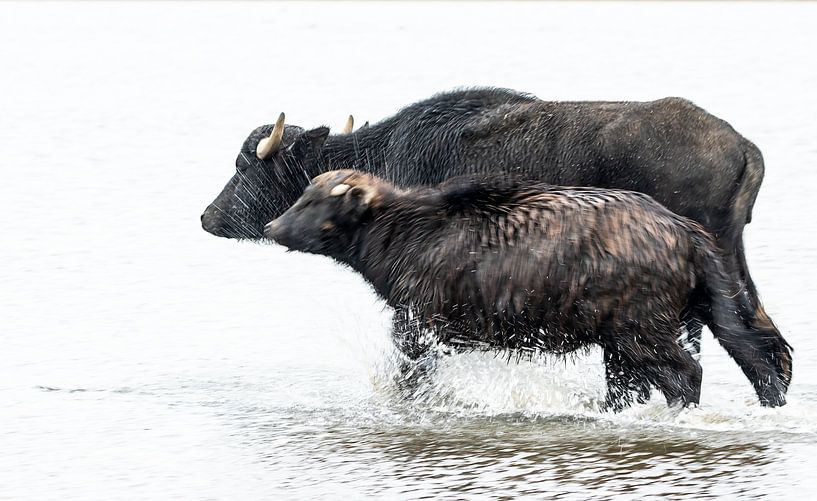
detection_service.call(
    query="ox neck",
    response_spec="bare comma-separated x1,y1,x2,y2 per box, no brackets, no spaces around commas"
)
317,126,393,173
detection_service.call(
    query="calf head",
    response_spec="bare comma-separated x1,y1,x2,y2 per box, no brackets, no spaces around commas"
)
264,170,393,258
200,112,330,239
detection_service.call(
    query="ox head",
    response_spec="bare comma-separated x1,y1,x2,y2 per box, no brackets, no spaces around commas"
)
264,170,393,259
200,112,331,239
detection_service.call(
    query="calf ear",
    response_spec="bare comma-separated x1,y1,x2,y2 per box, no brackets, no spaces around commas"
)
288,126,330,158
348,185,376,209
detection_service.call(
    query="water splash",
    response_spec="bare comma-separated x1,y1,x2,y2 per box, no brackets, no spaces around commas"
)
362,344,817,436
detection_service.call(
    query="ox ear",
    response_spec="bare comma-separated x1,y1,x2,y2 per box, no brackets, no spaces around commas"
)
288,126,330,159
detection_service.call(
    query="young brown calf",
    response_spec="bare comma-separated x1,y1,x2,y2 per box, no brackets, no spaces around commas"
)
265,170,792,411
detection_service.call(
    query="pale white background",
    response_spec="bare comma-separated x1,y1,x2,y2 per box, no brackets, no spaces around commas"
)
1,2,816,498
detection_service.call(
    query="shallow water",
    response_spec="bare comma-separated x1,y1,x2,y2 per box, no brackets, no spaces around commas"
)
2,1,816,498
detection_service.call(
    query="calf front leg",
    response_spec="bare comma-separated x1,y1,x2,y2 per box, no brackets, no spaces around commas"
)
390,306,438,396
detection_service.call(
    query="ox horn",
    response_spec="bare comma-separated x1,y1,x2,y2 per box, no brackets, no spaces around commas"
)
342,115,354,134
256,112,286,160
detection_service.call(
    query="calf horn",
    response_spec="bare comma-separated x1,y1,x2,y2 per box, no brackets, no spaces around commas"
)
342,115,354,134
330,183,351,196
256,112,286,160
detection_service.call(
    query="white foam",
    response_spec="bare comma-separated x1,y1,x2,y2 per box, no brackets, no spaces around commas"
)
365,347,817,436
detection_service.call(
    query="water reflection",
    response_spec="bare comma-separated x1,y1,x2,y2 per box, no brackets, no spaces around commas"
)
237,406,785,498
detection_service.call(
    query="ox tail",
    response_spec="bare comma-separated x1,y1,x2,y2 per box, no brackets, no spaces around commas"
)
733,140,765,227
732,140,766,302
690,230,792,407
731,141,782,353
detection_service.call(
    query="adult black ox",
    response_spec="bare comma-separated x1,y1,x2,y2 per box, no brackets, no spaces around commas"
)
201,88,784,378
264,170,792,411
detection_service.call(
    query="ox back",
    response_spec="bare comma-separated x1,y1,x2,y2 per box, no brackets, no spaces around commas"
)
314,89,758,250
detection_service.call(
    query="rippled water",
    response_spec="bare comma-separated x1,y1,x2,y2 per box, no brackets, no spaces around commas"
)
2,2,816,498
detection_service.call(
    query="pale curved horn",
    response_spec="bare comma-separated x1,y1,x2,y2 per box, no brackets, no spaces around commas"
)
329,183,351,196
342,115,354,134
256,112,286,160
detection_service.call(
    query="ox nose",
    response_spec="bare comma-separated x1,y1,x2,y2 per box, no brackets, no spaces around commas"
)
201,211,216,232
201,209,227,237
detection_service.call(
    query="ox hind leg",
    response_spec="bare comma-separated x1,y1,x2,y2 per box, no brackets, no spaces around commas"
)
680,287,710,357
726,239,792,391
603,318,702,410
680,308,704,357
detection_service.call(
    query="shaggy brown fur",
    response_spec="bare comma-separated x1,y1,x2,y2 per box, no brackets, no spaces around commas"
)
266,170,792,410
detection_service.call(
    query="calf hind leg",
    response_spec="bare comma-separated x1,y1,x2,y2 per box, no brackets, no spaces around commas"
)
600,319,651,412
647,347,702,408
607,323,703,409
603,347,652,412
634,336,702,408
